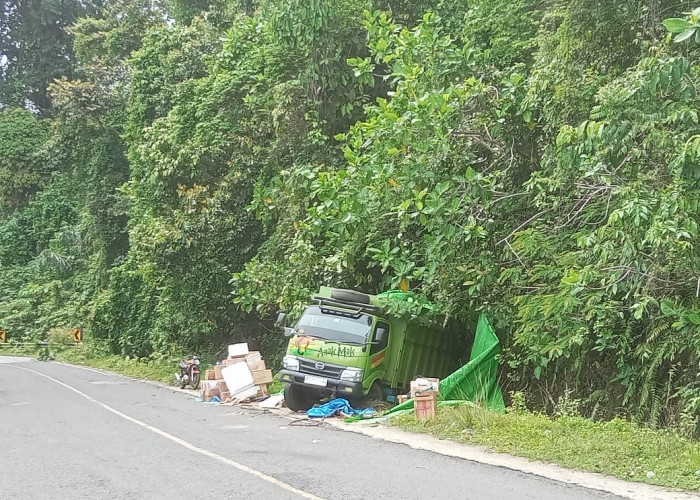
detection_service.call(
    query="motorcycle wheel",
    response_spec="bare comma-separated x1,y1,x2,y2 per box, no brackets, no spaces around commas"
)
190,371,201,390
180,374,186,389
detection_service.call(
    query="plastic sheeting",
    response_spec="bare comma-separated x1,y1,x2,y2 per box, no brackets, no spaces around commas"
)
307,398,376,419
385,313,505,415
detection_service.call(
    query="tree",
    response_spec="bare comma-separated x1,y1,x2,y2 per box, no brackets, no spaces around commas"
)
0,0,102,113
0,108,50,210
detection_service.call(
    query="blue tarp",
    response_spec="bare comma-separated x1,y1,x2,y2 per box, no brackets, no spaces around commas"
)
307,398,375,418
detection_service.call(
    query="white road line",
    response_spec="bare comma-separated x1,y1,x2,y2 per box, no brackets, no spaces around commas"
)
5,363,326,500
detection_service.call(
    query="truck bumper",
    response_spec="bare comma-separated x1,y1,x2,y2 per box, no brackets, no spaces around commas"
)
279,370,364,397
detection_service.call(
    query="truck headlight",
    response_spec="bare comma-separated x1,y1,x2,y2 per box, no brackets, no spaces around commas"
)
283,355,299,371
340,368,363,382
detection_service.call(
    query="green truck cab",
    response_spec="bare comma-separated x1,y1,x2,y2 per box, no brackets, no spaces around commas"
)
278,287,468,411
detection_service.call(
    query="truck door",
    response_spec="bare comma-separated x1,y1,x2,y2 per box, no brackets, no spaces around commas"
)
370,322,390,370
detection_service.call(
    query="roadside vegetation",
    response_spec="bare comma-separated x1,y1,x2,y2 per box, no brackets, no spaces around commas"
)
394,393,700,491
1,327,193,383
56,347,182,385
1,0,700,454
2,327,286,391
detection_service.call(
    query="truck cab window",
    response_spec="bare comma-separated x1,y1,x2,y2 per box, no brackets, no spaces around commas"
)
371,322,390,355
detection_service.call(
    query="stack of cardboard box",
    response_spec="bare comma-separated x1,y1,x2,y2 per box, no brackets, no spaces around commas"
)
202,343,273,402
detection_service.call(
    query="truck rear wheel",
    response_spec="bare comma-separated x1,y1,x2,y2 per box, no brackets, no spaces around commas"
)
284,383,318,412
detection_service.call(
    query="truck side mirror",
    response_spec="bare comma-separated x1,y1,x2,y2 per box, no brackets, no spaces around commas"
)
283,327,294,337
275,312,287,328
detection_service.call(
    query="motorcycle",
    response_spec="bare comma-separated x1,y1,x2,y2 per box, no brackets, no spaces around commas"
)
175,355,201,390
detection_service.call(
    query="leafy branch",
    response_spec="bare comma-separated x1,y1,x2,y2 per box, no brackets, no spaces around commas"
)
664,8,700,43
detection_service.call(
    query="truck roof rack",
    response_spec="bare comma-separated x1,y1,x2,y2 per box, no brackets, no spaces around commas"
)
312,296,384,316
319,305,364,319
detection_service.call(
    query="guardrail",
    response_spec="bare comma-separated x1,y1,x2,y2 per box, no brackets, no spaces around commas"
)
0,342,82,348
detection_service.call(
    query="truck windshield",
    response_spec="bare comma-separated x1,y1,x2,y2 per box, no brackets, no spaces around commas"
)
295,306,372,344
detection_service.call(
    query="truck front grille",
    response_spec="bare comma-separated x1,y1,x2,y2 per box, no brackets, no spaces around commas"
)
298,358,344,379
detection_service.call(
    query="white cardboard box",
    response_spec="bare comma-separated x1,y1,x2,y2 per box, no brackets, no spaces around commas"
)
221,361,255,399
228,342,249,358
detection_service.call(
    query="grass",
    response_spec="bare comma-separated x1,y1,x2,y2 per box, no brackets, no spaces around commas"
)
59,348,181,384
0,342,185,385
0,338,281,393
268,372,285,394
393,403,700,491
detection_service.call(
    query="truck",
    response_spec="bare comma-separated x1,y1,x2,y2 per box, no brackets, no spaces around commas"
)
277,286,471,411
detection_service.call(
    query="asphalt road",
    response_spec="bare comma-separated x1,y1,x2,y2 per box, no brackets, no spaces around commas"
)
0,356,625,500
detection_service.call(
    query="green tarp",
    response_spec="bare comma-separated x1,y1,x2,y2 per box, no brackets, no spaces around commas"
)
385,313,505,415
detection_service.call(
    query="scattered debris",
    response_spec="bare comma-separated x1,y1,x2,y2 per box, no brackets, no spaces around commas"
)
289,418,324,427
198,343,272,404
259,393,285,409
312,439,321,444
646,471,656,478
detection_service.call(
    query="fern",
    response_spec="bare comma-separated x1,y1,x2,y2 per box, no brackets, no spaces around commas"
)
646,323,670,343
650,390,663,428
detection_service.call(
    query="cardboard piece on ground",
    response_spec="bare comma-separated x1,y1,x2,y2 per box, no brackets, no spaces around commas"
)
214,364,224,380
228,343,249,358
233,387,259,401
252,369,273,385
221,362,256,400
259,393,284,408
220,390,231,402
255,385,268,399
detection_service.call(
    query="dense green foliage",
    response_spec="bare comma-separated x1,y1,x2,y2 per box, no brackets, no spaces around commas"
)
1,0,699,429
1,0,102,113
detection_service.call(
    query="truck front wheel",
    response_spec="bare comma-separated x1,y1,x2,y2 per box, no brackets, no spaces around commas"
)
284,383,318,412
